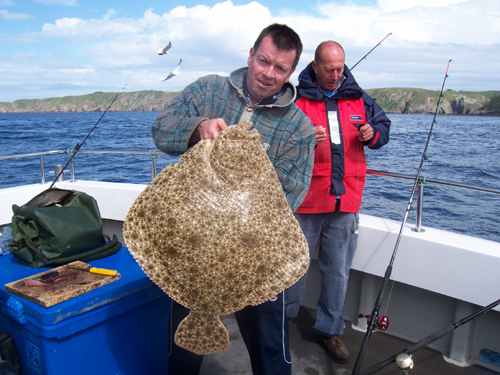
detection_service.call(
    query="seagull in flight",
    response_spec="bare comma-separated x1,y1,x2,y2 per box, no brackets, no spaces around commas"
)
162,59,182,81
158,41,172,55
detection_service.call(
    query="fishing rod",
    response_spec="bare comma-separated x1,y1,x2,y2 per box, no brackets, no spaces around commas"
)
366,102,394,126
351,59,452,375
49,85,127,188
351,33,392,70
358,298,500,375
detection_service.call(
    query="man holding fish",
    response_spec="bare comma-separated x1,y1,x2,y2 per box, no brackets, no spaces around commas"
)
152,24,315,375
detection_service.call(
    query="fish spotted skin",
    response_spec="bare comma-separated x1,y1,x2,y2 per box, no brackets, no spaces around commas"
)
123,121,309,354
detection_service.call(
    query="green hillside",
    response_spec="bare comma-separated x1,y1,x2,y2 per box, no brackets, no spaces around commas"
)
1,88,499,116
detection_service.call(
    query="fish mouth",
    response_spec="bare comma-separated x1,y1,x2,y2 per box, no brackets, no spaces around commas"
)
209,121,259,157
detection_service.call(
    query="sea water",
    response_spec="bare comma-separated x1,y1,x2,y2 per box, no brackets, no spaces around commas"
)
1,112,499,243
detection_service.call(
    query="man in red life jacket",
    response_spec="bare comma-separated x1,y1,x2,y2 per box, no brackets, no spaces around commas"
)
285,41,390,363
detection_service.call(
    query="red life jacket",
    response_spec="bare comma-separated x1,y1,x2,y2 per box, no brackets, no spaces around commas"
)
295,97,367,213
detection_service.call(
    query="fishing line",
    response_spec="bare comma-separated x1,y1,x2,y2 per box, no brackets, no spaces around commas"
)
351,59,452,375
365,103,394,126
382,234,406,317
349,30,392,200
347,29,393,225
349,32,393,315
49,84,127,188
348,34,395,317
351,33,392,71
362,102,397,320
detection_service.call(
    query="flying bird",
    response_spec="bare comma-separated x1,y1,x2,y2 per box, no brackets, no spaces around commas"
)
158,42,172,55
162,59,182,81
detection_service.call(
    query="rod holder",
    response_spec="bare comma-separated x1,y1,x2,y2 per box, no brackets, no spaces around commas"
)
54,165,65,182
70,159,75,182
39,155,45,184
150,150,158,179
412,177,426,233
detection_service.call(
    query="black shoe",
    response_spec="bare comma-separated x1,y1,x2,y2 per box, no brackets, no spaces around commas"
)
318,335,350,363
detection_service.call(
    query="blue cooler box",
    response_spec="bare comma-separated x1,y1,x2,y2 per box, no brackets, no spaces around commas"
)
0,246,171,375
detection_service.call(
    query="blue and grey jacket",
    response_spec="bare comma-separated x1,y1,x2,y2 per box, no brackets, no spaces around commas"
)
152,67,316,212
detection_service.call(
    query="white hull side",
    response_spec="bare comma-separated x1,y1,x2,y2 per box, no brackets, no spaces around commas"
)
1,181,499,372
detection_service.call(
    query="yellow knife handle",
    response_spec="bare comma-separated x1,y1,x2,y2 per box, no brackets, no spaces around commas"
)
89,267,118,276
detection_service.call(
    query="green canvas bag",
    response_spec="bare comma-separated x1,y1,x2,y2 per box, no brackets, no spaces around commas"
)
9,188,121,268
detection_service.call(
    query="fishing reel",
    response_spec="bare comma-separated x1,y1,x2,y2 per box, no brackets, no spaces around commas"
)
396,353,414,374
359,314,390,331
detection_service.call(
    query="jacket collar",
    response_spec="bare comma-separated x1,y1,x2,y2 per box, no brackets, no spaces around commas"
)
297,63,363,101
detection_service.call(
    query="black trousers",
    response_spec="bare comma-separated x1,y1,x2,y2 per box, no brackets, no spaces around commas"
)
168,292,291,375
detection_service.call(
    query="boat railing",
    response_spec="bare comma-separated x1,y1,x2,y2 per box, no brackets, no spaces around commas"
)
0,149,167,186
366,169,500,232
2,149,500,233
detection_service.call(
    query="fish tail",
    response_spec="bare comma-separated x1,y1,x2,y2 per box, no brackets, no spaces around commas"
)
174,311,229,355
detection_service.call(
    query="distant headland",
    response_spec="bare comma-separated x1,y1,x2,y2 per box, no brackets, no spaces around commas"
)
0,88,499,116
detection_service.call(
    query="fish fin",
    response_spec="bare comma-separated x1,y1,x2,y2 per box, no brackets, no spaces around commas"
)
174,311,229,355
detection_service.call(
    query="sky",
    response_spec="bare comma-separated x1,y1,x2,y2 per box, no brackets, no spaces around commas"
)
0,0,499,102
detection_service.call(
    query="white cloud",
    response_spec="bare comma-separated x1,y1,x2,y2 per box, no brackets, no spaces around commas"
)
377,0,470,12
0,0,15,5
33,1,271,69
40,14,141,40
0,9,33,20
0,53,95,85
379,0,500,45
156,2,271,59
299,0,500,47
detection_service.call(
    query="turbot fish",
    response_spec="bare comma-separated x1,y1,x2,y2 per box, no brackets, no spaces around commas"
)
123,121,309,355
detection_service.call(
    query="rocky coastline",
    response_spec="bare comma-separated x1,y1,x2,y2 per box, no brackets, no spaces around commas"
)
0,88,498,116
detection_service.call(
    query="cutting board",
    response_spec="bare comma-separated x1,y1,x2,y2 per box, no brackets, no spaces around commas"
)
4,261,121,308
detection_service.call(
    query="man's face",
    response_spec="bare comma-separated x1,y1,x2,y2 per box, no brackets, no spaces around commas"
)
313,50,345,92
246,35,296,104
